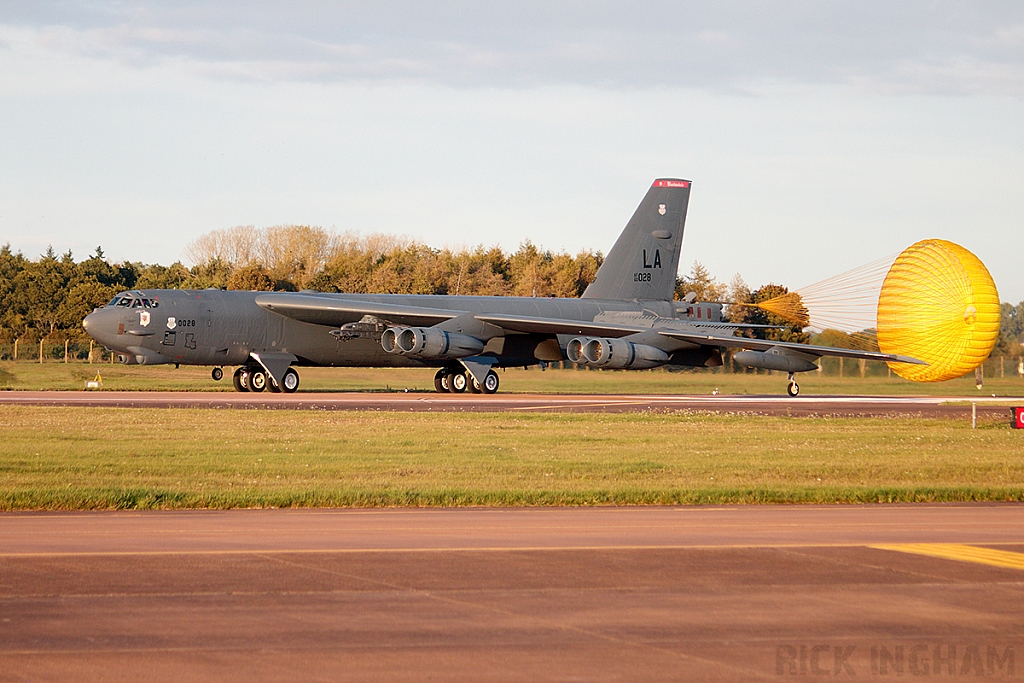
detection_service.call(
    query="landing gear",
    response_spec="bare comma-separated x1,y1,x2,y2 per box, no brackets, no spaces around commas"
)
233,367,249,392
786,373,800,398
480,369,499,394
249,368,268,393
211,367,223,381
434,368,449,393
233,363,299,394
449,372,468,393
434,364,500,394
280,368,300,393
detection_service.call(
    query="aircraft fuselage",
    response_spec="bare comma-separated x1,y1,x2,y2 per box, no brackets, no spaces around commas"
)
83,289,690,370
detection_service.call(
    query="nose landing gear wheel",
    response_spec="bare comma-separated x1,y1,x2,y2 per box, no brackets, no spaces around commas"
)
481,369,499,394
232,367,249,392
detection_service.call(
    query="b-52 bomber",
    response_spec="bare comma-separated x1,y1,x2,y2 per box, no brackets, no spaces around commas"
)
83,179,922,396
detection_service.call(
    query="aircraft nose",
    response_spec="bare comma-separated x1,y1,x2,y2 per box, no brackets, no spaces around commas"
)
83,308,116,347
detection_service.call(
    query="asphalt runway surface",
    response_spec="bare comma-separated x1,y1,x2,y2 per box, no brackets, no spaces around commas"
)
1,390,1021,417
1,505,1023,682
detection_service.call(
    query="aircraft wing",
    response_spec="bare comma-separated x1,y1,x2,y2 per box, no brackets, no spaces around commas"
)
473,313,646,337
255,293,464,327
477,313,923,364
659,330,926,365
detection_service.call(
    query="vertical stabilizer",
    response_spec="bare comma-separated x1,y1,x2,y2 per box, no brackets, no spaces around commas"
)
582,179,691,301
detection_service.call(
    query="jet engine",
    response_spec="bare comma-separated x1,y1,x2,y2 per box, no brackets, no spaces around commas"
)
566,336,669,369
381,326,484,360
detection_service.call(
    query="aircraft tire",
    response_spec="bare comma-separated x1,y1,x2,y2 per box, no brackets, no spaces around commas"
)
433,369,446,393
249,369,268,393
449,372,467,393
211,367,223,381
787,381,800,397
468,375,482,393
232,368,249,392
481,370,499,394
281,368,300,393
268,378,282,393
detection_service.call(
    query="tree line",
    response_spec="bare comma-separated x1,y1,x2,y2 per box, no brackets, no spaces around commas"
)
1,224,1022,361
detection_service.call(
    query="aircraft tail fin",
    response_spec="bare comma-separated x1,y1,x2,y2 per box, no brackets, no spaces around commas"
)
582,179,691,301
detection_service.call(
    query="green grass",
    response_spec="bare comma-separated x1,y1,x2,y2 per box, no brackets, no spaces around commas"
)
0,406,1020,510
2,360,1023,395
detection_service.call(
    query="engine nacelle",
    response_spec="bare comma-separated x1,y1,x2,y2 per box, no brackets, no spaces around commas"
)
565,336,596,363
381,326,484,360
734,349,818,373
567,336,669,369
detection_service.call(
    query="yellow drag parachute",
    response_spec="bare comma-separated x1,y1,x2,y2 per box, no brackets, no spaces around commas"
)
877,239,1000,382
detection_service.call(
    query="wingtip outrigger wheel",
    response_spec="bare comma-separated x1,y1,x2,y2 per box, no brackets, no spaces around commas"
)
786,372,800,397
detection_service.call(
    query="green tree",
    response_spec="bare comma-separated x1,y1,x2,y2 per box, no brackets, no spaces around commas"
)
675,261,727,302
995,301,1024,356
136,262,194,290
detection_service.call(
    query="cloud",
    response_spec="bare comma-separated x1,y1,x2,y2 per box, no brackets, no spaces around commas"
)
2,1,1023,94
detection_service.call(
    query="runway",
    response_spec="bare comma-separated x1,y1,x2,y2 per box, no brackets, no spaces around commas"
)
1,390,1020,417
1,505,1022,681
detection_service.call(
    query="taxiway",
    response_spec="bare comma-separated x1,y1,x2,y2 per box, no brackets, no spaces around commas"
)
1,505,1022,681
0,390,1020,418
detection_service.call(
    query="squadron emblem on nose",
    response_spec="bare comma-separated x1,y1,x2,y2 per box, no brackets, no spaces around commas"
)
167,317,176,330
140,311,151,327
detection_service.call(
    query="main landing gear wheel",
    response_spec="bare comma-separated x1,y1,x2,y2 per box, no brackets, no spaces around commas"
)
232,367,249,392
468,375,482,393
786,373,800,397
211,367,223,381
449,371,468,393
280,368,300,393
249,368,268,393
433,368,447,393
481,369,499,394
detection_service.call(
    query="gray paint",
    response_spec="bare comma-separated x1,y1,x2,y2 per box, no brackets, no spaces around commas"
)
582,179,690,301
82,179,923,394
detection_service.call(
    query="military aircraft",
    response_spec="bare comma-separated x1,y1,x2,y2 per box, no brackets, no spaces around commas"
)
82,179,923,396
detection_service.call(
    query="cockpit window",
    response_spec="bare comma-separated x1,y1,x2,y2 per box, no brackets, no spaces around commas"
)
131,299,143,308
116,298,132,307
107,297,120,307
141,299,159,309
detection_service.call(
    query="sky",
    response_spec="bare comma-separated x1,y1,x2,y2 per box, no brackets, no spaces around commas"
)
1,1,1022,302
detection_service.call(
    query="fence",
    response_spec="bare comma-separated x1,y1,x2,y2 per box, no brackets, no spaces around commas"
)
0,340,118,363
1,341,1022,380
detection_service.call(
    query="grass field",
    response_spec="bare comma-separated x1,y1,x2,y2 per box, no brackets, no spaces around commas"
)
0,406,1020,510
2,360,1024,395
